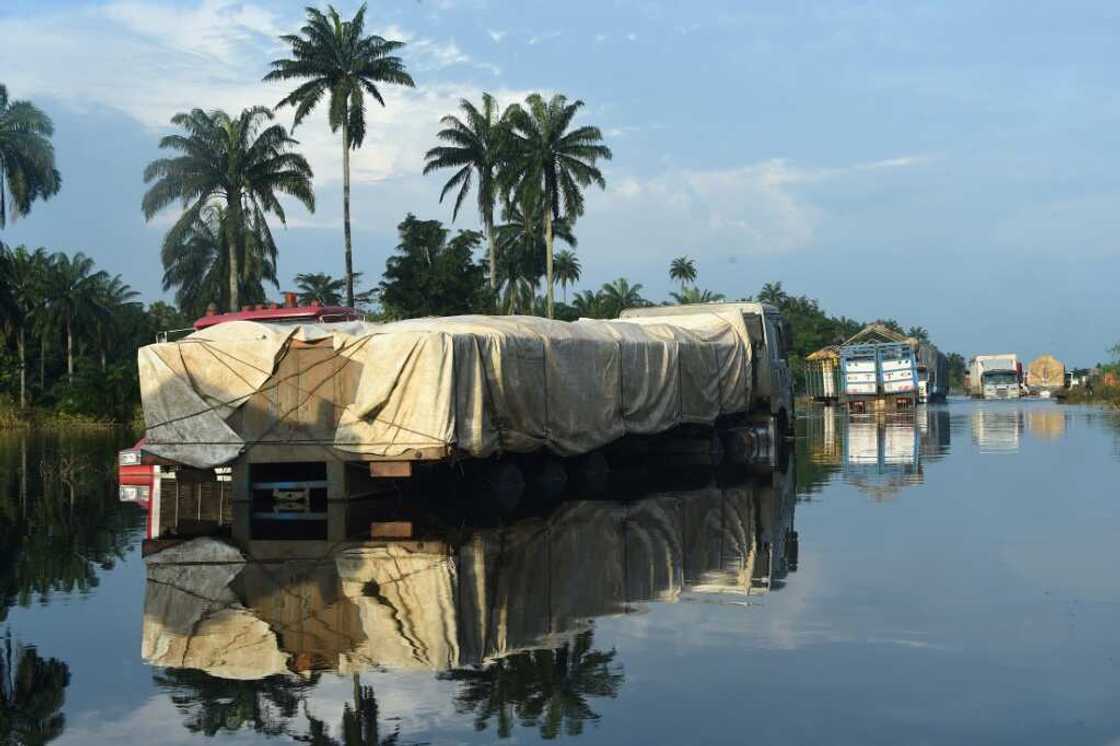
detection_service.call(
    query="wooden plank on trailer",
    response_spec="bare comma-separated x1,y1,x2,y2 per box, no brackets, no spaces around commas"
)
370,461,413,478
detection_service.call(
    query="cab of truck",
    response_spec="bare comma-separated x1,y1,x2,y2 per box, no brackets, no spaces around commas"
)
619,302,794,435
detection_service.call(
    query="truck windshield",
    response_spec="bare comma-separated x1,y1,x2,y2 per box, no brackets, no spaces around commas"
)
984,372,1017,385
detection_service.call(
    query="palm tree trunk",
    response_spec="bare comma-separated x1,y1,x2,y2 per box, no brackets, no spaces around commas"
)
227,194,242,312
66,314,74,384
18,327,26,409
544,209,555,319
40,336,46,388
342,121,354,308
484,210,497,292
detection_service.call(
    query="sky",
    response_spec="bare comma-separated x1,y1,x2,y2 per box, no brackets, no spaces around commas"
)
0,0,1117,365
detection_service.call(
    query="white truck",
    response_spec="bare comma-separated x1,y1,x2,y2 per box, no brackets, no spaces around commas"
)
968,354,1021,399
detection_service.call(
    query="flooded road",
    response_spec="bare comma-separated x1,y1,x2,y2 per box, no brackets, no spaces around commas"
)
2,399,1119,745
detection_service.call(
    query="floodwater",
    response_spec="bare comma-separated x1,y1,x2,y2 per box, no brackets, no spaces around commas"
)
2,399,1119,745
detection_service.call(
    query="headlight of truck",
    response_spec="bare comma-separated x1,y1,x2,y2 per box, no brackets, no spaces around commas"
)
118,449,142,466
119,484,150,502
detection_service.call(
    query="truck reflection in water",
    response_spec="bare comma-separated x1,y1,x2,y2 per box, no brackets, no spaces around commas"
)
142,464,798,741
804,405,951,501
970,407,1024,454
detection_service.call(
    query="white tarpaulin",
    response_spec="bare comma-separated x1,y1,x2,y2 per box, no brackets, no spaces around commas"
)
138,314,752,468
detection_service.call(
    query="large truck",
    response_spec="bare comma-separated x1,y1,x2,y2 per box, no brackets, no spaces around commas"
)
915,343,949,403
968,354,1021,399
121,300,794,542
840,342,918,412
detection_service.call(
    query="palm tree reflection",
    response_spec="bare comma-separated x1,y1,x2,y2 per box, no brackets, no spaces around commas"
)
441,630,623,740
0,632,70,745
153,668,316,738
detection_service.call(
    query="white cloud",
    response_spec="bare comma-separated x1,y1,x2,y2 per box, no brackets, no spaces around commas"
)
487,28,507,43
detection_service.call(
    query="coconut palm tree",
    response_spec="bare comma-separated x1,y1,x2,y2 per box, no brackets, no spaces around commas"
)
160,205,279,319
668,256,696,290
0,245,48,407
423,93,507,292
553,250,581,303
294,272,346,305
142,107,314,312
598,278,646,318
42,252,107,384
266,3,414,307
0,84,61,228
670,286,725,305
503,94,611,319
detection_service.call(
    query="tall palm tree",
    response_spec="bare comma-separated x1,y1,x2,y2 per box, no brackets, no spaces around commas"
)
504,94,611,319
0,245,48,407
0,84,61,228
266,3,415,307
43,252,106,384
423,93,507,292
598,278,646,318
91,273,140,370
161,205,278,318
669,256,696,290
553,249,581,303
142,107,314,312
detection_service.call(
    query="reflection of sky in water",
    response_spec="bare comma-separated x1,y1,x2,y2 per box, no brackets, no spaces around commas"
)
3,399,1120,744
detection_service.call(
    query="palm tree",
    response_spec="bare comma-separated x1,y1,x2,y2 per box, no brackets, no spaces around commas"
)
670,286,725,305
503,94,611,319
757,281,788,306
266,3,415,308
423,93,507,292
142,107,314,312
571,289,605,319
553,249,581,303
906,325,930,342
0,244,48,407
161,205,279,318
494,194,576,314
43,252,106,384
598,278,646,318
91,274,140,370
669,256,696,290
294,272,345,305
0,84,61,228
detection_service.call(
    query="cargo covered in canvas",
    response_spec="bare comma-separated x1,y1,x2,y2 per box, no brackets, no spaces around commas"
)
138,313,753,468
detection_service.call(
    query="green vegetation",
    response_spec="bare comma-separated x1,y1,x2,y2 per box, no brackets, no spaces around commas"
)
669,256,697,289
266,2,414,308
0,633,70,745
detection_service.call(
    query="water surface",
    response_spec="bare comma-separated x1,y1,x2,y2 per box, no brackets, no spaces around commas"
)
2,400,1119,745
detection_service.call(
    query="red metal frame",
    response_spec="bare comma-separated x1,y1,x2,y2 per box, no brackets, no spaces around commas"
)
193,304,360,330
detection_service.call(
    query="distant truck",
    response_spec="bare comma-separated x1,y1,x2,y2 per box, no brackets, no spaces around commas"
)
968,354,1021,399
915,343,949,403
840,343,918,412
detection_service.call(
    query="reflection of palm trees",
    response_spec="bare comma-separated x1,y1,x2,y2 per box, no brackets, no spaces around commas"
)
0,632,70,745
154,668,316,738
299,675,400,746
441,630,624,739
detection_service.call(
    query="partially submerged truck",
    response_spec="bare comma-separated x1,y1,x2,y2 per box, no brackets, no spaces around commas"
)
120,300,794,542
839,342,918,413
968,354,1021,399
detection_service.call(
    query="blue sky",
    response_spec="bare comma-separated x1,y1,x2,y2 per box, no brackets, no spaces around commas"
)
1,0,1117,364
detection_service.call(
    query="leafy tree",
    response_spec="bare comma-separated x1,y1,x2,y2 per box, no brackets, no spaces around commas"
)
160,205,279,318
598,278,647,318
670,286,724,305
378,214,488,319
669,256,696,289
0,84,61,228
0,634,70,745
553,249,581,303
424,93,507,292
947,352,967,391
142,107,314,312
906,325,929,342
503,94,611,319
267,3,414,307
